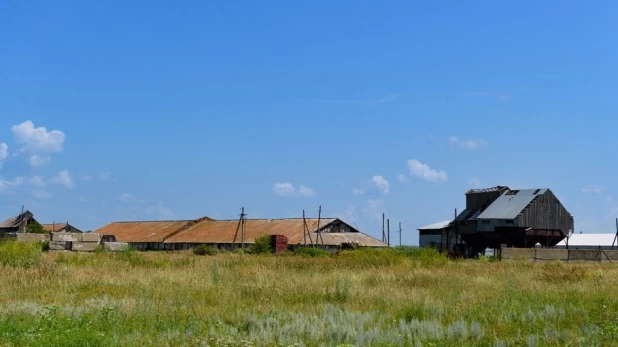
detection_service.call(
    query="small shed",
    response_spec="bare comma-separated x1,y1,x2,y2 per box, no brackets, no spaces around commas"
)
418,220,460,252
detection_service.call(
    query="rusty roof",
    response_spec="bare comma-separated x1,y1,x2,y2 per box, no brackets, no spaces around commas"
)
94,220,195,242
94,217,387,247
164,218,336,245
40,223,68,233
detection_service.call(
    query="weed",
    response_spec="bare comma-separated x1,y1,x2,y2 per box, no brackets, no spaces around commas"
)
194,245,218,256
295,247,329,257
0,239,42,268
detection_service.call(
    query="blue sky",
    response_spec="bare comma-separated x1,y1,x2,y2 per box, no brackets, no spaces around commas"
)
1,1,617,244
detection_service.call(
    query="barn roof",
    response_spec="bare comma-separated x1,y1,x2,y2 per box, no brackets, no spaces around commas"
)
95,220,197,242
476,189,548,220
95,217,386,247
418,220,452,231
556,233,617,247
40,223,67,233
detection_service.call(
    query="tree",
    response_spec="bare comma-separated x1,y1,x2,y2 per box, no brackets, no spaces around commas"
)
26,220,45,234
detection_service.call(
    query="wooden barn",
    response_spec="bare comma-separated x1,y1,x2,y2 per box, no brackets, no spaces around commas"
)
420,186,574,257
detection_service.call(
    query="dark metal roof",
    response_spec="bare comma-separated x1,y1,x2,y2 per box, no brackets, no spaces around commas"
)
476,189,548,220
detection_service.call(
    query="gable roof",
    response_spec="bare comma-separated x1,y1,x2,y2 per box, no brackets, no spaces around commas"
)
95,220,196,242
476,189,548,220
418,220,452,231
95,217,387,247
556,233,618,247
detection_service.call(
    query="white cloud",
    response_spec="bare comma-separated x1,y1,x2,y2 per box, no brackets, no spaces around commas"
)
28,155,51,167
448,137,488,150
99,172,113,180
352,188,365,195
468,178,483,188
272,182,316,197
582,185,605,194
11,120,65,153
30,176,46,187
49,169,74,189
0,143,8,167
397,174,410,183
407,159,448,183
32,189,52,200
0,176,24,192
371,175,390,195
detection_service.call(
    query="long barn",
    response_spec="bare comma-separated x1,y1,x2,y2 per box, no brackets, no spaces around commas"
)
95,217,386,251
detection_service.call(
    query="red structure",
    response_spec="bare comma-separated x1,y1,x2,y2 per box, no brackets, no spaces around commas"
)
270,234,288,253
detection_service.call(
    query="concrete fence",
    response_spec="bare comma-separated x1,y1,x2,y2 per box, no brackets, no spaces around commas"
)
501,247,618,263
17,232,130,252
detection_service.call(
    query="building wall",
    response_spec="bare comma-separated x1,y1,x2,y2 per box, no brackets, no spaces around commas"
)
516,190,574,236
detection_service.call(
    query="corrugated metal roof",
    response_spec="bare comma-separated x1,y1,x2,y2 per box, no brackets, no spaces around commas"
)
165,218,336,245
556,233,617,247
418,220,452,230
96,217,387,247
477,189,548,220
94,220,195,242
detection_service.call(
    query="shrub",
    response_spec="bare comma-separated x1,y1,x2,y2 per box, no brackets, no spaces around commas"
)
0,239,43,268
39,240,50,252
295,247,329,257
249,234,272,254
26,220,45,234
193,245,217,256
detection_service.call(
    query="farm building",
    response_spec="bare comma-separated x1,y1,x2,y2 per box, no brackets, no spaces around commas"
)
1,211,83,236
95,217,386,251
554,233,618,250
419,186,574,257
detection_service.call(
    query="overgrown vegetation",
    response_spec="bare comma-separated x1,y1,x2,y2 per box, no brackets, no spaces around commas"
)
0,247,617,345
193,245,218,256
0,239,43,268
249,234,272,254
26,220,45,234
295,247,329,257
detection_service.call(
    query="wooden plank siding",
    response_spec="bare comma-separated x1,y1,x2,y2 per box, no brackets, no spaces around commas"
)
516,190,574,236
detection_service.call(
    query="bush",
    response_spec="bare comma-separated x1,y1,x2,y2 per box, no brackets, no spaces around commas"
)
0,239,43,268
39,240,50,252
193,245,217,256
295,247,329,257
26,220,45,234
249,234,272,254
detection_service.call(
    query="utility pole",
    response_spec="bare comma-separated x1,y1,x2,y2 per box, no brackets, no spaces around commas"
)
387,219,390,247
399,222,402,247
382,213,385,243
240,207,246,250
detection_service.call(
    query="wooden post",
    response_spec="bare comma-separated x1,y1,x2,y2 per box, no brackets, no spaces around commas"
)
382,213,385,243
399,222,402,247
316,206,324,247
241,207,245,250
387,219,390,247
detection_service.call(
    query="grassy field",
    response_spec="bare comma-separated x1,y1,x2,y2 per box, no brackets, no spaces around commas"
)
1,242,618,346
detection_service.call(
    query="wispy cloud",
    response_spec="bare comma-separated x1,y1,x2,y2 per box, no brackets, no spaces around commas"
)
582,185,605,194
29,176,46,187
49,169,74,189
0,176,24,192
28,155,51,167
448,136,488,150
272,182,316,197
407,159,448,183
352,188,365,196
397,174,410,183
0,143,7,168
305,93,399,105
99,172,113,180
371,175,390,195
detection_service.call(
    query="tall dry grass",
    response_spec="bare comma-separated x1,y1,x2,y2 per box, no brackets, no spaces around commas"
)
0,246,617,346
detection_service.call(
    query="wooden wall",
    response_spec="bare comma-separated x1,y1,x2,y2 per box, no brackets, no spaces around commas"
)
516,190,574,236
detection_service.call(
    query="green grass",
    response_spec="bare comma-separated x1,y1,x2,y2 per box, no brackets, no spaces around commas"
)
0,247,617,345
